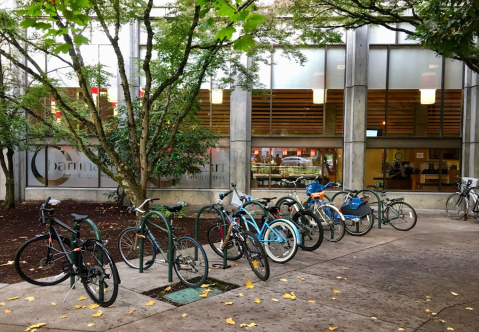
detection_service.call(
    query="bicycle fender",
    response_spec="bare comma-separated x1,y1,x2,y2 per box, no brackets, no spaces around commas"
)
270,218,301,245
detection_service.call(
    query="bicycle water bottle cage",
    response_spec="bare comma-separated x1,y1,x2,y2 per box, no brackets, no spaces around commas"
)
310,191,325,200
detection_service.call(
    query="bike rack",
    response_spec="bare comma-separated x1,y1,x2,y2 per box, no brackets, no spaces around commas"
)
138,211,173,282
195,205,230,269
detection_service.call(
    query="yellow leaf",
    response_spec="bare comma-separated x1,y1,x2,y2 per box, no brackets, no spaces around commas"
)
331,297,336,300
329,327,337,331
145,300,155,306
51,303,56,306
240,322,257,328
165,286,172,291
308,300,316,303
199,294,207,298
447,328,454,331
282,293,296,300
8,297,18,301
280,278,288,282
251,260,259,268
74,305,85,309
233,264,238,267
226,318,235,325
4,309,12,313
465,307,474,310
200,284,211,288
246,280,254,289
0,303,4,306
91,310,102,318
108,305,114,308
224,302,233,305
432,312,437,315
0,261,14,266
398,329,405,331
272,298,279,302
297,276,305,281
128,311,133,315
88,304,100,309
182,313,188,317
342,267,349,270
450,291,459,296
60,315,67,319
440,319,446,323
425,309,430,312
336,276,343,279
25,323,46,331
24,297,35,302
332,287,341,294
426,296,431,298
238,293,244,297
87,323,95,327
78,296,87,301
254,298,261,304
371,317,377,320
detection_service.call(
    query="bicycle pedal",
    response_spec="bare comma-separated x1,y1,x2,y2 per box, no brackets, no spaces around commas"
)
62,261,73,273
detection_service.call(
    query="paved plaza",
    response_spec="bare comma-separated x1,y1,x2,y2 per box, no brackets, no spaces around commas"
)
1,212,478,332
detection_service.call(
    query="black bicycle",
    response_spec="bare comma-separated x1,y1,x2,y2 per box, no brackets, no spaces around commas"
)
14,197,120,307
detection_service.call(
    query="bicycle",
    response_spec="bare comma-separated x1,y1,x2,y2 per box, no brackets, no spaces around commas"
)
117,198,208,288
274,176,344,243
445,177,479,221
362,190,417,231
204,190,270,280
331,189,375,236
14,197,120,307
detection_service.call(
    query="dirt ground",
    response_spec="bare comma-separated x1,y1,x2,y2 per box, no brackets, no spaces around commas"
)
0,200,212,284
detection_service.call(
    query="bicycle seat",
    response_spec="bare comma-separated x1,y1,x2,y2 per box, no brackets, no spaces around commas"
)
163,204,183,213
310,191,325,200
258,197,277,205
234,210,248,217
71,214,89,221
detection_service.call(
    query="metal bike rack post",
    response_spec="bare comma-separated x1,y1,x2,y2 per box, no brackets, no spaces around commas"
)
138,211,173,282
195,205,229,269
357,189,382,229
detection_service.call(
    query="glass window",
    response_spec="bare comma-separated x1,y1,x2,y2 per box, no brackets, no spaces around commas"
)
326,47,345,89
397,23,419,44
368,48,387,89
369,25,396,44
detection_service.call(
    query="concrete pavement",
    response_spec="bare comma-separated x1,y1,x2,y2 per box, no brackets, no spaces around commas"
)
1,213,479,332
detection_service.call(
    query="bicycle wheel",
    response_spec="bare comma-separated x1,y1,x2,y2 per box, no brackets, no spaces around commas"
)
275,197,303,219
117,227,156,269
292,210,324,250
15,234,71,286
344,213,374,236
242,231,270,281
387,201,417,231
312,201,346,243
81,240,119,307
173,236,208,288
263,220,299,263
207,224,242,261
445,193,467,220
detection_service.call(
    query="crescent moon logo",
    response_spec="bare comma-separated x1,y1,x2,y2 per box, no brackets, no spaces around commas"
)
31,146,72,186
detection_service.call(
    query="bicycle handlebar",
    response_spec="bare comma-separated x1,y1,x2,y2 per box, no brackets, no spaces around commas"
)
127,197,160,214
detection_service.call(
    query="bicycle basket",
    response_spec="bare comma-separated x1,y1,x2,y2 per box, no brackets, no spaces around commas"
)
231,190,249,207
306,182,326,196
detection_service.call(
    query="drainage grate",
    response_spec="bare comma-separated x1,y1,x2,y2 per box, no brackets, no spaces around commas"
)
164,287,223,305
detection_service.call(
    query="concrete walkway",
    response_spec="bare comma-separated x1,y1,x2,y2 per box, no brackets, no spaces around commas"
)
1,214,478,332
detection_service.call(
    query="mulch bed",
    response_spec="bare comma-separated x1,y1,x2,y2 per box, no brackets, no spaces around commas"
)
0,200,211,284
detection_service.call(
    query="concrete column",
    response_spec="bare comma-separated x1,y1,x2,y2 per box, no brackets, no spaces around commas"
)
229,57,252,192
462,67,479,177
343,26,369,189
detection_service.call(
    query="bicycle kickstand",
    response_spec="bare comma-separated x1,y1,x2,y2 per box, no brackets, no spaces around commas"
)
63,276,81,303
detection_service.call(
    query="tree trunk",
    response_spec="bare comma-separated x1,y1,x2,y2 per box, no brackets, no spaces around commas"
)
0,148,15,209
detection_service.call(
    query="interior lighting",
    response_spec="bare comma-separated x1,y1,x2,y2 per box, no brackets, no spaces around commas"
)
211,89,223,104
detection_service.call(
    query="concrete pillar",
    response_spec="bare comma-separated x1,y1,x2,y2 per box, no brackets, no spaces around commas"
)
343,26,369,189
229,57,252,192
462,67,479,177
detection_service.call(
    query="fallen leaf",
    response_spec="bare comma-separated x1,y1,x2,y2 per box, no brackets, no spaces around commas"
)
425,309,431,313
128,311,133,315
450,291,459,296
398,328,405,331
8,297,18,301
145,300,155,306
87,323,95,327
0,303,4,306
24,297,35,302
88,304,100,309
0,261,14,266
282,293,296,300
254,298,261,304
272,298,279,302
108,305,114,308
78,296,87,301
200,284,211,288
25,323,46,331
331,297,337,300
332,287,341,294
91,310,102,318
74,305,85,309
51,303,56,306
432,312,437,315
238,293,244,297
296,276,305,281
165,286,172,291
251,260,259,268
440,319,446,323
426,299,431,302
342,267,349,270
60,315,67,319
240,322,257,328
447,328,454,331
224,302,233,305
465,307,474,310
371,317,377,320
280,278,288,282
233,264,238,267
307,300,316,303
199,294,207,298
426,296,431,298
182,313,188,317
4,309,12,313
246,280,254,289
336,276,343,279
329,327,337,331
226,318,235,325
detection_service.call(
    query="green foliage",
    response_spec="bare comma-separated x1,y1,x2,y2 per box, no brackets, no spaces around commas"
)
151,204,187,218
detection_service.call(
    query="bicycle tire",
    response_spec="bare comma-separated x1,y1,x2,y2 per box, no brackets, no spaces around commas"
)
311,201,346,243
242,231,270,281
81,240,119,307
117,227,156,270
15,234,71,286
344,213,374,236
445,193,467,220
173,236,208,288
207,224,242,261
275,197,303,219
291,209,324,250
387,201,417,231
263,220,299,263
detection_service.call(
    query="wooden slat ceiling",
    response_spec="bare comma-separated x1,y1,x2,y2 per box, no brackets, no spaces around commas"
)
197,89,230,134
